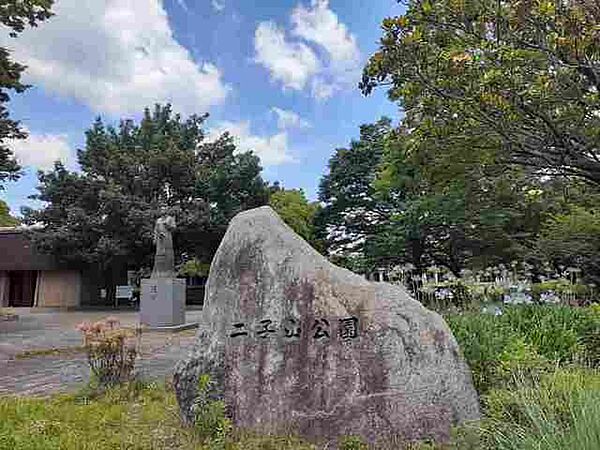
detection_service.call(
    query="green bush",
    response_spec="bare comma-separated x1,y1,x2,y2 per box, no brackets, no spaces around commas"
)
498,306,587,362
419,280,476,312
531,279,592,297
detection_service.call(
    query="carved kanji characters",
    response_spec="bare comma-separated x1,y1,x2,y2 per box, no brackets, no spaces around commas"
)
339,316,359,340
283,318,301,338
256,319,277,338
230,322,248,338
312,318,330,339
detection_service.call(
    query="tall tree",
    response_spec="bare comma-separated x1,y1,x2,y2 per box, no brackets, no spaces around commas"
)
23,104,269,301
373,122,560,276
0,0,54,187
315,118,394,272
361,0,600,186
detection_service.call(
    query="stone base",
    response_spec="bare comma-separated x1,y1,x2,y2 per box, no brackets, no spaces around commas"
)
140,278,186,327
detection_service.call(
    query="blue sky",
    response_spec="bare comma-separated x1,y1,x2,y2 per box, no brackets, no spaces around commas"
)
1,0,404,216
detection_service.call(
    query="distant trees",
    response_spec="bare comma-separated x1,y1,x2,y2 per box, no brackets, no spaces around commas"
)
314,118,393,273
0,0,54,188
23,104,269,300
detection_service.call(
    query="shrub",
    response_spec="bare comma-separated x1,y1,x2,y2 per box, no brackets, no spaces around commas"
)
419,280,475,312
76,317,142,387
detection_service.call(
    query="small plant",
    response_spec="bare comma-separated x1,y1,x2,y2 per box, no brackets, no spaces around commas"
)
192,374,232,447
339,435,368,450
76,317,142,387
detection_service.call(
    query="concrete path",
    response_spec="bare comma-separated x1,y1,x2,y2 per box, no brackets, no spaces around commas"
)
0,309,201,396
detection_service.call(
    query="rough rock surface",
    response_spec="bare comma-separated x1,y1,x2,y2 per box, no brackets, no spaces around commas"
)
174,206,480,446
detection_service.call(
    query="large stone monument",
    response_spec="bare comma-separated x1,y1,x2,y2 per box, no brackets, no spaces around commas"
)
140,215,186,328
174,207,480,446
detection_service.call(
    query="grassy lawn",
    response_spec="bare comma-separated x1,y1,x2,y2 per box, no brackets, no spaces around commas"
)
0,382,318,450
0,382,191,450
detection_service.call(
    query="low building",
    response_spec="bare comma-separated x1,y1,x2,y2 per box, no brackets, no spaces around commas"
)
0,227,100,308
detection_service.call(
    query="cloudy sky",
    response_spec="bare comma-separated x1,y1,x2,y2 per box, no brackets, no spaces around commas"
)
1,0,403,216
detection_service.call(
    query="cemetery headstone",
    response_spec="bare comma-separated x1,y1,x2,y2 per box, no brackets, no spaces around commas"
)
174,206,480,446
140,215,186,327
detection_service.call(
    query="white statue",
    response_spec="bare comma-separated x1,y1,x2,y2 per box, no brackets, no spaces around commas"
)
152,215,176,278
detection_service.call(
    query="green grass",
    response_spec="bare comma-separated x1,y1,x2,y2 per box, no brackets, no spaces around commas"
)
14,346,85,360
444,304,600,449
0,382,190,450
472,368,600,450
0,382,319,450
446,304,600,393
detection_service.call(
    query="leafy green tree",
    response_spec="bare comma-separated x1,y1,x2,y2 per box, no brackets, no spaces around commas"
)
361,0,600,186
0,0,54,188
194,132,269,261
315,118,394,272
0,199,19,226
23,104,269,302
269,188,320,244
374,125,561,276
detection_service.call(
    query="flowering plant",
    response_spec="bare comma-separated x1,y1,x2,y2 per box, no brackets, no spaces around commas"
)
76,317,142,386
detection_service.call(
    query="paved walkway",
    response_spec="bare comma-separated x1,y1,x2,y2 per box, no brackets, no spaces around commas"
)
0,309,201,396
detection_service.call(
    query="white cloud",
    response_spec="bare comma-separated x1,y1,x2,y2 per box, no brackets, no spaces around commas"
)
0,0,230,116
271,107,310,130
254,0,360,100
208,121,295,166
310,78,336,100
8,128,73,171
211,0,225,12
175,0,188,11
291,0,360,64
254,21,320,91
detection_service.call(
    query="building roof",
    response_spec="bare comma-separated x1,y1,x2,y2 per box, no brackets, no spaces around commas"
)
0,228,61,271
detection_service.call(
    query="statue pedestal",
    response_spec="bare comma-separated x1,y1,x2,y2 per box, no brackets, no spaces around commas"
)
140,278,186,327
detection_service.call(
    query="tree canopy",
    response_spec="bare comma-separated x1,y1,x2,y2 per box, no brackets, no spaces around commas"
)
23,104,269,295
361,0,600,186
314,118,393,272
0,0,54,188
